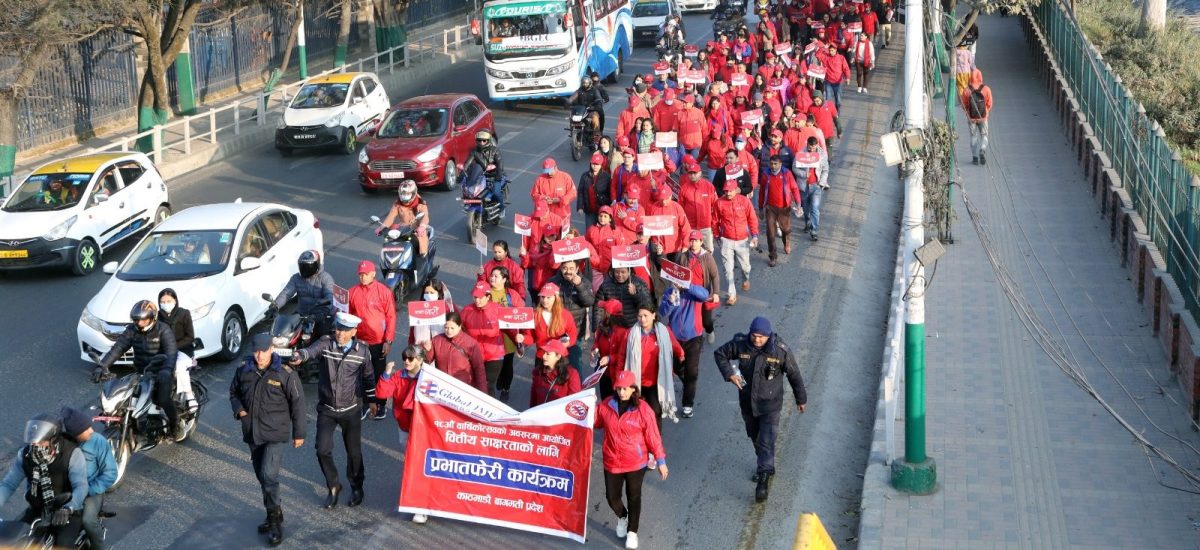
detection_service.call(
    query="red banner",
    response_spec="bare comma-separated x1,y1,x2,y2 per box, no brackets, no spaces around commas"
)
610,245,648,268
773,42,793,54
551,237,591,263
659,258,692,286
653,61,671,75
408,300,448,327
398,367,595,542
514,213,532,237
497,307,535,329
641,215,676,237
683,44,699,57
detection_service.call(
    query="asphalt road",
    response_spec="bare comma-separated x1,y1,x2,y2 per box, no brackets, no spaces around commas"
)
0,12,898,549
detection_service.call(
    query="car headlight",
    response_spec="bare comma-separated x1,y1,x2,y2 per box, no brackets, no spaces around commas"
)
545,61,574,76
358,148,369,164
325,113,344,128
192,301,215,320
80,308,104,332
486,67,513,79
42,215,77,241
416,145,442,163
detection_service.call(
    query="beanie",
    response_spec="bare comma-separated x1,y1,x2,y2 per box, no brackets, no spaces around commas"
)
60,407,92,438
749,316,773,336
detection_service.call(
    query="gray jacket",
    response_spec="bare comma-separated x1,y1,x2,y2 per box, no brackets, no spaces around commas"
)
792,149,830,189
274,271,336,317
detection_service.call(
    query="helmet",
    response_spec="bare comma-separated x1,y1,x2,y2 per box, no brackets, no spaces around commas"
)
397,179,418,205
23,413,61,445
475,130,492,143
298,250,321,279
581,77,592,89
130,299,157,324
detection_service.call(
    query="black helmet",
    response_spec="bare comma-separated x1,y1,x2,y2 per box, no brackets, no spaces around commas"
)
298,250,321,278
23,413,61,445
581,77,592,89
130,299,157,322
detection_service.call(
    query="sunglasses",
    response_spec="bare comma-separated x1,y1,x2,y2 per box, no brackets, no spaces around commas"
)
476,139,489,143
403,356,421,362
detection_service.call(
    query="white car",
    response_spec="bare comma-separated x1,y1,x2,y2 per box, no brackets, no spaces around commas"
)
633,0,680,45
274,72,390,156
678,0,718,13
0,152,171,275
78,201,324,364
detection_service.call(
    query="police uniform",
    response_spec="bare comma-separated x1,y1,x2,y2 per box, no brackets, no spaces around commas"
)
228,334,305,543
713,317,806,499
293,312,376,508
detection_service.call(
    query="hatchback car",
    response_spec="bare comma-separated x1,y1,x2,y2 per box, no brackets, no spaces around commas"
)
78,201,323,364
275,72,390,156
633,0,680,45
357,93,496,191
0,152,171,275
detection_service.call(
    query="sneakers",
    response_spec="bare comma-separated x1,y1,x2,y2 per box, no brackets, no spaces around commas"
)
768,258,777,267
811,232,819,242
980,152,987,165
971,156,979,165
412,513,428,524
726,295,738,306
857,86,863,93
863,88,869,93
626,532,639,549
682,406,694,418
616,515,629,537
707,332,715,344
373,406,388,421
741,280,750,291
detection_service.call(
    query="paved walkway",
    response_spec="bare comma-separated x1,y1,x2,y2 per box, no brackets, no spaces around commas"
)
858,14,1200,550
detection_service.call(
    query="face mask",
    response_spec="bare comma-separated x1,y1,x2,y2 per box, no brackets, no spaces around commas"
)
634,83,647,93
543,169,554,175
423,292,438,300
664,99,674,105
160,301,175,314
735,141,746,150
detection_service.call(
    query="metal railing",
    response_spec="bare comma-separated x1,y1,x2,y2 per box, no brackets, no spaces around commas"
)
85,23,475,165
879,233,906,465
1032,0,1200,321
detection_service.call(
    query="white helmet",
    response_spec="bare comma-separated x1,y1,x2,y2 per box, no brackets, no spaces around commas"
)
397,180,418,204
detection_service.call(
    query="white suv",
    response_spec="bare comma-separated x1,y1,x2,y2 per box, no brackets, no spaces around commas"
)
275,72,390,156
0,152,171,275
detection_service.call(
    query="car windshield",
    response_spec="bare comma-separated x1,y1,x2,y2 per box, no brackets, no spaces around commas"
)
289,83,349,109
117,230,234,281
376,108,449,138
634,2,670,16
2,173,90,212
483,2,572,60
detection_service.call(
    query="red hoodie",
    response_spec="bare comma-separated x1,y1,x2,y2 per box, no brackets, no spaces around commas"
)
595,396,666,474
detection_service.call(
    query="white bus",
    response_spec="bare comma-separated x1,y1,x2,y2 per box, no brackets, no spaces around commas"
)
481,0,633,102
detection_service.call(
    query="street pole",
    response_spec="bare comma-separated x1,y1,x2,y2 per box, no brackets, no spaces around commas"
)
298,2,309,79
891,0,938,495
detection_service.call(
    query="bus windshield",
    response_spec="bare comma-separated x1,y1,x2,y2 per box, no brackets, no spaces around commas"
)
483,1,573,60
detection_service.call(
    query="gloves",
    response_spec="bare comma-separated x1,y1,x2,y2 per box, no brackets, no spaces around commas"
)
52,508,70,526
91,367,114,383
374,227,383,236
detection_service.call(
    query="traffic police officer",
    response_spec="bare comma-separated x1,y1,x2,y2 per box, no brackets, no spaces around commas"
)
291,311,376,509
229,333,305,547
713,316,807,503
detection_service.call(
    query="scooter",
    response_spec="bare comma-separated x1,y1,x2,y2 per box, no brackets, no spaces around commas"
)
261,294,327,383
370,213,439,305
460,163,509,243
90,353,208,491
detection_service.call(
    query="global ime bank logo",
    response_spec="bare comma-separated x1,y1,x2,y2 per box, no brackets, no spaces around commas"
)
564,400,588,422
419,380,440,398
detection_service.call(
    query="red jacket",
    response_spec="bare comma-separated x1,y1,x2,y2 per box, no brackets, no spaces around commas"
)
616,105,652,141
808,102,838,139
675,107,708,150
700,136,732,169
346,281,396,345
375,370,418,431
820,50,850,84
678,178,718,229
651,100,681,133
425,332,487,393
531,171,577,220
522,210,564,253
644,199,692,254
529,366,582,408
478,256,527,300
587,223,630,274
459,302,506,361
713,194,760,240
758,169,801,209
521,241,559,293
861,11,879,35
595,396,667,474
596,324,630,383
533,308,579,356
629,325,684,388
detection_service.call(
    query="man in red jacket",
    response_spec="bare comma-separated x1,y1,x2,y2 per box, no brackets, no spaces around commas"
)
960,68,994,165
587,205,629,277
674,94,707,158
531,158,576,220
348,260,397,419
677,162,718,252
819,42,850,111
713,179,759,305
645,185,692,255
757,155,801,266
807,93,840,154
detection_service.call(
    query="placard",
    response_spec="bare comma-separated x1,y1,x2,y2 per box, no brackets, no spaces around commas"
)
729,73,751,88
679,69,707,85
332,284,349,313
497,307,535,329
582,366,607,389
636,152,664,171
654,131,678,149
806,64,826,80
683,44,699,57
408,300,448,327
740,109,763,126
848,21,863,33
811,21,825,30
653,61,671,76
474,229,489,256
641,215,676,237
658,258,692,286
794,150,823,168
514,213,532,236
774,42,793,54
610,245,648,268
551,237,591,263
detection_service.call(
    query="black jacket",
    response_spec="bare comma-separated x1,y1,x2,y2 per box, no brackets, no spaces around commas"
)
229,355,306,445
158,308,195,357
713,167,754,197
595,274,653,328
465,144,504,178
295,336,376,410
572,85,609,109
714,333,806,416
548,272,595,337
99,322,177,372
577,169,613,214
274,271,336,317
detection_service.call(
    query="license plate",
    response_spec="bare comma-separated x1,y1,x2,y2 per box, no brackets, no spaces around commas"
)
93,416,121,423
518,80,539,87
294,134,316,139
0,250,28,259
463,199,482,204
382,246,406,253
274,348,292,357
381,171,406,179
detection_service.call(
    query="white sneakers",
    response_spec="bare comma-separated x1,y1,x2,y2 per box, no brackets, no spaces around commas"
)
707,332,715,344
681,406,694,418
412,513,428,524
616,516,629,537
626,532,639,549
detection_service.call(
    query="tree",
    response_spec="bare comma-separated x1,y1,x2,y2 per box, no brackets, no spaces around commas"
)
1140,0,1166,34
373,0,413,52
943,0,1036,48
327,0,354,67
121,0,207,145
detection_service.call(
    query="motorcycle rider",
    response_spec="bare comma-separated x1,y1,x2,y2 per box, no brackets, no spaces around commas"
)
272,250,336,339
0,414,89,544
158,287,198,413
463,130,507,201
93,300,184,441
379,180,432,267
657,18,685,65
570,75,610,135
61,407,117,550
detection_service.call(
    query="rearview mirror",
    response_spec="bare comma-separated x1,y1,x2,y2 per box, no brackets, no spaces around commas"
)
240,257,262,271
261,292,273,301
454,125,468,134
93,193,109,205
370,215,382,224
102,261,119,274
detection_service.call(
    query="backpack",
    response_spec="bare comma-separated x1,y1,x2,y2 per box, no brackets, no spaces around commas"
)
967,86,987,119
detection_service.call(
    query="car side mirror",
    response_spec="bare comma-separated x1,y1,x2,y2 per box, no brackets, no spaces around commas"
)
93,193,109,205
353,96,364,105
240,257,262,271
102,261,119,274
454,125,468,134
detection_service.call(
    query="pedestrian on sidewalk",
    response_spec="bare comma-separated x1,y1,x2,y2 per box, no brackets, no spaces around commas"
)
595,370,668,550
347,260,396,421
758,154,802,265
961,68,993,165
954,44,975,97
230,334,305,546
713,179,759,305
794,137,830,241
713,317,806,503
853,33,876,94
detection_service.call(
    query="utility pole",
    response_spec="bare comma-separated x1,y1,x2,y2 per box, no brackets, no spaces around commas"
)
891,0,937,495
298,2,309,79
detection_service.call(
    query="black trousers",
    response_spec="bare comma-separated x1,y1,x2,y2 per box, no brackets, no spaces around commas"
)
498,353,516,392
739,402,782,475
484,359,503,395
702,306,714,335
151,368,178,433
316,405,364,490
641,384,662,434
679,337,704,407
368,343,389,408
251,441,286,510
603,469,647,532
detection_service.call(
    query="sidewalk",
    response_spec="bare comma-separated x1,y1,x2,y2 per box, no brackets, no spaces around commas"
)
858,14,1200,550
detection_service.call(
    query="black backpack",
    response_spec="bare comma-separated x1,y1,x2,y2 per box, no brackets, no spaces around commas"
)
967,86,987,119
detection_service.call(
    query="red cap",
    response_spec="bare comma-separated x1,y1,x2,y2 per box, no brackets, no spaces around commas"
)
591,152,605,165
685,162,702,173
688,229,704,241
621,146,635,156
654,185,672,201
766,52,776,59
770,129,784,138
540,339,568,357
357,260,375,274
471,281,491,298
614,370,637,388
625,184,641,199
665,88,677,100
542,221,558,235
683,93,695,104
599,299,624,317
533,200,549,218
723,179,741,191
542,157,557,170
599,205,614,216
617,135,631,148
682,153,696,165
539,282,561,297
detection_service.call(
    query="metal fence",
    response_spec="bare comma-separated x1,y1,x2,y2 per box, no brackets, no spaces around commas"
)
407,0,475,28
1033,0,1200,321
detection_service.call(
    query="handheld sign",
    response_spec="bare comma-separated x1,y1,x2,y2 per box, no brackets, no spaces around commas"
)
610,245,648,268
653,61,671,75
806,64,826,80
848,21,863,33
679,69,706,85
582,367,608,389
659,259,692,286
794,150,823,168
474,229,488,256
774,42,793,55
811,21,825,30
332,284,349,313
497,307,535,329
641,215,676,237
741,109,763,126
730,73,751,88
407,300,448,327
514,213,532,236
683,44,699,57
636,152,664,171
551,236,591,263
655,131,678,149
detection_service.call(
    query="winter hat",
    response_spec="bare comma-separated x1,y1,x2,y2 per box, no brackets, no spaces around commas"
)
60,407,91,438
749,316,773,336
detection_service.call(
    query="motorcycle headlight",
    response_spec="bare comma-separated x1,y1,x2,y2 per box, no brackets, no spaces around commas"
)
325,113,344,128
358,148,369,164
42,215,77,241
192,301,215,320
416,145,442,163
545,61,574,76
80,308,104,332
486,67,513,79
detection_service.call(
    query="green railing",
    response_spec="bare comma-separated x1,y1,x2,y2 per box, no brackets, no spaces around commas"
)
1032,0,1200,320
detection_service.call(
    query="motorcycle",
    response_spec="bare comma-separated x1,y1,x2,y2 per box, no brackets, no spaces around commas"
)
15,510,105,549
567,105,601,162
261,294,327,383
460,163,509,243
711,4,745,37
370,213,439,305
91,353,208,490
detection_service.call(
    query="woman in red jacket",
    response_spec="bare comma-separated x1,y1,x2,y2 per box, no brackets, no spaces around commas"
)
460,281,516,395
533,282,578,359
486,266,527,402
594,299,630,400
624,303,684,432
422,312,487,393
478,240,526,301
528,339,581,408
374,345,425,440
594,370,668,550
521,222,560,296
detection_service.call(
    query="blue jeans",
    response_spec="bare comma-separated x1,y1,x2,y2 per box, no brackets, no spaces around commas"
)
704,167,719,181
824,81,843,111
251,441,285,510
82,494,106,550
802,185,824,235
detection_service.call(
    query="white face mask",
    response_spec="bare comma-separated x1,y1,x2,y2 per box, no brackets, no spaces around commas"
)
735,142,746,150
160,301,175,314
665,99,674,105
423,292,438,301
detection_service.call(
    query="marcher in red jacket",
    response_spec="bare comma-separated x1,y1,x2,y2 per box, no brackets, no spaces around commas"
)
532,282,579,359
460,282,511,394
485,266,527,402
595,370,668,550
531,158,577,220
422,313,487,393
757,155,802,265
674,96,708,155
478,240,526,301
521,200,564,258
807,94,840,150
644,185,692,255
374,345,425,434
521,222,561,295
347,260,397,415
529,339,581,408
652,89,681,133
616,96,652,142
625,304,685,432
587,206,631,276
713,180,760,305
677,162,719,252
